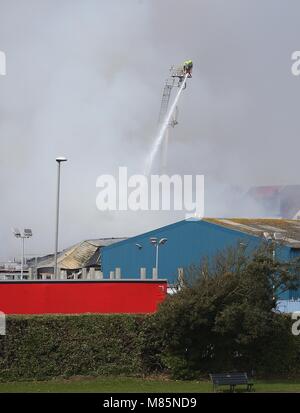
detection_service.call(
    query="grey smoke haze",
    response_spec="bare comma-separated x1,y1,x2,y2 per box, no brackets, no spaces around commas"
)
0,0,300,259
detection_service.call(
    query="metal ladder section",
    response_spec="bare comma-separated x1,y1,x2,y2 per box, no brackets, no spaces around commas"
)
158,79,175,125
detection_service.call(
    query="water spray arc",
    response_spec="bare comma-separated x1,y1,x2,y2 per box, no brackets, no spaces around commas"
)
145,74,187,175
145,61,193,176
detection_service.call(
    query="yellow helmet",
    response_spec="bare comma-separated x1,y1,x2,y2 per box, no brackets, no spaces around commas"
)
184,60,193,67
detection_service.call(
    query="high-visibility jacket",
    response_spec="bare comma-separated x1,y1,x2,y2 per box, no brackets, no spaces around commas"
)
184,60,193,69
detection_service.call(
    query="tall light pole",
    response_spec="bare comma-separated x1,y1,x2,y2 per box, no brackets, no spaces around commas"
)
150,237,167,278
54,156,67,279
13,228,32,279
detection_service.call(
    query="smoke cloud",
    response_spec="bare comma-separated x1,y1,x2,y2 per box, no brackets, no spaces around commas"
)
0,0,300,259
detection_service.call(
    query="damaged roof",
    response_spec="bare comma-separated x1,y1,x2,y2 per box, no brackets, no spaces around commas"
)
35,238,126,270
204,218,300,248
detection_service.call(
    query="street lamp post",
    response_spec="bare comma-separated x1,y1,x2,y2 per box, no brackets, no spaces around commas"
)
150,237,167,278
13,228,32,279
263,231,279,303
54,156,67,279
21,237,25,278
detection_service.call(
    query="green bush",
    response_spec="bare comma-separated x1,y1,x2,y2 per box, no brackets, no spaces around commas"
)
155,245,300,379
0,314,161,381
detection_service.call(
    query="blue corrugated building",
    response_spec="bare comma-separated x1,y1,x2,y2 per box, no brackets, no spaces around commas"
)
102,218,300,302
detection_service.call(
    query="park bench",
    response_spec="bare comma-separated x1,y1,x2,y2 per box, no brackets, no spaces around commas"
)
209,372,254,392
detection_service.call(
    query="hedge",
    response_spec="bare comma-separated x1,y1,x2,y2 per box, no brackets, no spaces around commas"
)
0,311,299,381
0,314,162,381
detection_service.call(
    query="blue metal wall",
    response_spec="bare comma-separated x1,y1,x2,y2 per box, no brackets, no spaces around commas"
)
287,247,300,299
102,218,300,303
102,219,264,281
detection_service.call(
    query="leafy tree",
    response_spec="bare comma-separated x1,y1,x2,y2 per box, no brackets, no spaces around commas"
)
156,243,300,378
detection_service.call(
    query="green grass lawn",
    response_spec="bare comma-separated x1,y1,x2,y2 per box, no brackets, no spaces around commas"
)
0,377,299,393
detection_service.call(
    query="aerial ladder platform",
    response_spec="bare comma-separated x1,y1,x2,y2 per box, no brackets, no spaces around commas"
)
157,62,193,172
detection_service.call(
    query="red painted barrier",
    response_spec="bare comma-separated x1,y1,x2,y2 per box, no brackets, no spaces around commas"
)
0,280,167,315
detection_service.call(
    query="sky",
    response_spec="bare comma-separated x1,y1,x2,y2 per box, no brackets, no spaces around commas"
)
0,0,300,259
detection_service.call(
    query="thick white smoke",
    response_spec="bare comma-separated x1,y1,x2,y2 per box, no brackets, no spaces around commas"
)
0,0,300,260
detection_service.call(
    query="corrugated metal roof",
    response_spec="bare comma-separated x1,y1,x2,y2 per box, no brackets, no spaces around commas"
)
204,218,300,247
36,238,126,270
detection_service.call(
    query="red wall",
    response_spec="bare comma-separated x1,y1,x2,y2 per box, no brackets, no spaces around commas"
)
0,280,167,315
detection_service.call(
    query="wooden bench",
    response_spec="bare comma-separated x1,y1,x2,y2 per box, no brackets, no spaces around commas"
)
209,372,254,392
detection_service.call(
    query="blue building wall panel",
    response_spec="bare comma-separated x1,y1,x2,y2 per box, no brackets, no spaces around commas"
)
286,248,300,299
101,218,300,305
102,219,268,282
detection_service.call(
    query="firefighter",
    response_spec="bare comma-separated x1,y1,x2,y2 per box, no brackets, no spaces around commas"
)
183,60,193,76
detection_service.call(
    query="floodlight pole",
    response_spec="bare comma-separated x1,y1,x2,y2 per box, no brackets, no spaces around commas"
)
150,237,167,279
21,237,25,280
54,157,67,279
155,243,159,277
13,229,32,280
